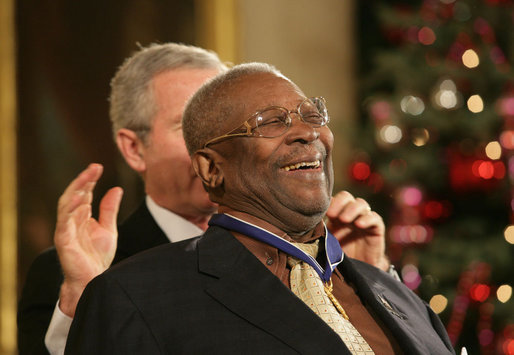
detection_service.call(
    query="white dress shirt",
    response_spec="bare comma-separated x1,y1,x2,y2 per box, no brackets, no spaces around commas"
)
145,195,203,242
44,196,204,355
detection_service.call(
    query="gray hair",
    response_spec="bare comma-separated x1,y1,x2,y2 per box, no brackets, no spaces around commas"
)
109,42,227,143
183,62,285,155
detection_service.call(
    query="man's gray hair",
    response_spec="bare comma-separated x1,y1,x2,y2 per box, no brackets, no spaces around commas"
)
109,42,227,142
183,62,285,155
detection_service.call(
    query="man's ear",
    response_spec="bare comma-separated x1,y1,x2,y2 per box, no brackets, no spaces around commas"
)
192,150,224,188
116,128,147,173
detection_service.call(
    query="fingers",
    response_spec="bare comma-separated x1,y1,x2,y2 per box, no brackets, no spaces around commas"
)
327,191,372,224
326,190,385,236
341,197,372,223
98,187,123,233
354,210,385,234
326,191,354,218
57,164,103,221
55,203,92,246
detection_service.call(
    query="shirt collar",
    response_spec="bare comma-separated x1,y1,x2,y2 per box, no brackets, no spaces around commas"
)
208,212,343,282
145,195,203,243
216,209,324,243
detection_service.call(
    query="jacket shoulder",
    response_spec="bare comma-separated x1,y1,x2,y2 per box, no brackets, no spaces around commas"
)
114,201,169,263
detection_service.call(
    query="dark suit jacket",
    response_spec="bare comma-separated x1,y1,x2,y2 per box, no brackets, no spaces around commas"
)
65,226,455,355
17,201,169,355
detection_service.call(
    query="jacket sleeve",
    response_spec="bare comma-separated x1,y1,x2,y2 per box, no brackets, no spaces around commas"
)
17,248,63,355
426,302,455,352
64,273,161,354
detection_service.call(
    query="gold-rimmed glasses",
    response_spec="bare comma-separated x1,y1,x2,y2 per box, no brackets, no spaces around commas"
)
203,97,329,148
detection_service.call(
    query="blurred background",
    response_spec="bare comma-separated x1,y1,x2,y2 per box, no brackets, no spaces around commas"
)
1,0,513,354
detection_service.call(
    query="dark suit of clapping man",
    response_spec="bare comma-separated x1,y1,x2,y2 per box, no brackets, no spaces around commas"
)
64,63,455,354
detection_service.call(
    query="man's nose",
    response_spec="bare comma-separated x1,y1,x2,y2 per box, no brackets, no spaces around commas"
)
284,113,320,144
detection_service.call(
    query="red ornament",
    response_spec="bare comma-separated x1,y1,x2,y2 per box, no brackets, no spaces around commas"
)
494,161,506,179
470,284,491,302
448,148,504,192
424,200,444,219
367,172,384,192
503,339,514,355
418,27,436,45
351,162,371,181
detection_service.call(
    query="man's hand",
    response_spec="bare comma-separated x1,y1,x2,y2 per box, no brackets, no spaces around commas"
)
326,191,389,271
55,164,123,317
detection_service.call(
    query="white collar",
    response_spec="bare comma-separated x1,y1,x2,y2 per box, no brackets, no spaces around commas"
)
145,195,204,243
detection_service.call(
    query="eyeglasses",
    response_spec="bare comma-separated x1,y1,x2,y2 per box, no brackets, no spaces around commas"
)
203,97,329,148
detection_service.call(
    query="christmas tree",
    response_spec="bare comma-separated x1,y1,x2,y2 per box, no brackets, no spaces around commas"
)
352,1,514,353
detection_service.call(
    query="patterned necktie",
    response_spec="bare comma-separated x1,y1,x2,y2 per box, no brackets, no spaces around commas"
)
288,241,375,355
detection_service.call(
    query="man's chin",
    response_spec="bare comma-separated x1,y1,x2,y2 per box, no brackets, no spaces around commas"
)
288,194,330,218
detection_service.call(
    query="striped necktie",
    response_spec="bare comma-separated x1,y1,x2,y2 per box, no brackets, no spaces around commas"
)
288,241,375,355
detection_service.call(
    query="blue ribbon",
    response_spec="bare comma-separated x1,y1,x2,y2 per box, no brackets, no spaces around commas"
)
208,213,343,282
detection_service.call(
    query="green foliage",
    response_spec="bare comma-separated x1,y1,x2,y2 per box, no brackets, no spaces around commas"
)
354,0,514,352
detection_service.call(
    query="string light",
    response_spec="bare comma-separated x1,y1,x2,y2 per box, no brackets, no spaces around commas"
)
500,131,514,150
467,95,484,113
424,201,444,219
389,225,432,244
478,161,494,179
462,49,480,68
498,96,514,117
437,91,457,109
440,79,457,91
470,284,491,302
504,225,514,244
351,162,371,181
434,79,459,109
401,264,422,290
400,95,425,116
494,161,506,179
369,100,392,121
412,128,430,146
430,294,448,314
497,285,512,303
418,26,436,45
479,328,495,348
380,125,402,144
485,141,502,160
503,339,514,355
400,186,423,206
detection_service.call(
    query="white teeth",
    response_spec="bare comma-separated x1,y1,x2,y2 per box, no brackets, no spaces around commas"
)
283,160,320,171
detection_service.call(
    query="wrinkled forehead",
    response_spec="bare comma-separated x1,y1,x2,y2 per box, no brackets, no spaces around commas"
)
238,72,303,99
229,73,307,118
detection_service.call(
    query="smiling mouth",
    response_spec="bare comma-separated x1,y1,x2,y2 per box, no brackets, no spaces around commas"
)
281,160,321,172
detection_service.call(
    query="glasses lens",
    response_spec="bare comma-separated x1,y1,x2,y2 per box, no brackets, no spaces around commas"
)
255,108,289,137
299,97,329,126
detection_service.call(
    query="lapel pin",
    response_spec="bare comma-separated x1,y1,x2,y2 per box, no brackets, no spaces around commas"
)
378,295,406,319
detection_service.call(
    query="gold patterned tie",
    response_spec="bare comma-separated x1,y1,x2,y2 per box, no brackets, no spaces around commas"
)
287,241,375,355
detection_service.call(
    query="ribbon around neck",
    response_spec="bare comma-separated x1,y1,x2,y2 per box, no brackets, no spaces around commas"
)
208,213,343,282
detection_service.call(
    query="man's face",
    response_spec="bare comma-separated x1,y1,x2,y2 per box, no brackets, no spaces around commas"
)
215,73,334,233
142,68,219,219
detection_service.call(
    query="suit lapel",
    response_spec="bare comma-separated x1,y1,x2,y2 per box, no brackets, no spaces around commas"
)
340,258,435,354
198,227,350,354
